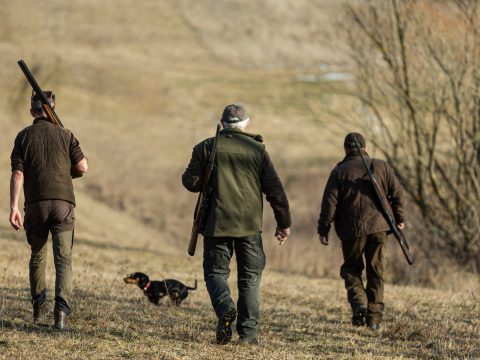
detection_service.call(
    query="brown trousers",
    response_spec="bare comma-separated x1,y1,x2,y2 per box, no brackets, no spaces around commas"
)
24,200,75,314
340,231,387,324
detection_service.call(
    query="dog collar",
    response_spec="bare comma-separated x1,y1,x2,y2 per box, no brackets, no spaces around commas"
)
143,281,151,291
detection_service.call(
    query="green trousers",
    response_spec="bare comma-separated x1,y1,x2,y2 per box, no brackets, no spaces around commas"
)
340,231,387,324
203,233,266,340
25,200,75,314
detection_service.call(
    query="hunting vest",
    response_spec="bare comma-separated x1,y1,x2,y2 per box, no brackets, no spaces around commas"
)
204,128,265,237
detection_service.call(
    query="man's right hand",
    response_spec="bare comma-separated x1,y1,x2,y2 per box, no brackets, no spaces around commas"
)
319,234,329,245
275,227,290,245
9,208,23,231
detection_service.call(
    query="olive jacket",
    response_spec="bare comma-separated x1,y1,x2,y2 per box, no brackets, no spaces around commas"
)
317,150,405,241
182,128,291,237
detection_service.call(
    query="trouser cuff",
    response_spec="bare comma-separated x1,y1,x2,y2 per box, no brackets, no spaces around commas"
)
54,296,72,315
32,289,46,306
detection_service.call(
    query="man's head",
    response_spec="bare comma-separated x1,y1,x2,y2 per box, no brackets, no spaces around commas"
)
221,104,249,130
30,90,55,118
344,132,367,153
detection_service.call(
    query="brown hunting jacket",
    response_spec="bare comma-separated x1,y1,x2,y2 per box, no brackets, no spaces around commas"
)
11,117,84,206
317,149,405,241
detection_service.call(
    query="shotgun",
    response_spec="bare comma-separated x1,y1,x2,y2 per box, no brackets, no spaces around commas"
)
188,123,222,256
17,60,64,127
18,59,84,178
353,136,415,265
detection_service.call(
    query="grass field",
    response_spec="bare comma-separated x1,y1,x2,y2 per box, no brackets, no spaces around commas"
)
0,0,479,359
1,197,478,359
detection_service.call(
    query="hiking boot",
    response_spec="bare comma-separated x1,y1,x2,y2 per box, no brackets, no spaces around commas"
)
368,322,382,331
238,337,259,346
216,308,237,345
33,301,46,324
352,305,367,326
54,309,68,330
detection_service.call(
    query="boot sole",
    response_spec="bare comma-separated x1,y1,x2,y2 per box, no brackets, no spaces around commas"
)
216,309,237,345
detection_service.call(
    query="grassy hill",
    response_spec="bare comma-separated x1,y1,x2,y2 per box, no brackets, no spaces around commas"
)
0,0,353,279
0,0,478,359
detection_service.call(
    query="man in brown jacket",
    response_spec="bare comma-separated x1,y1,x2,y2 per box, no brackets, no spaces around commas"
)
9,91,88,329
317,133,405,331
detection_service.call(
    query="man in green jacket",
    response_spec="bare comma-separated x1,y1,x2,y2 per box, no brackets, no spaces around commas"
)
317,133,405,331
182,104,291,345
9,91,88,329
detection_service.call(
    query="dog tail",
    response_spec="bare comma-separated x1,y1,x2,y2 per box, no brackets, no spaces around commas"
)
186,279,197,290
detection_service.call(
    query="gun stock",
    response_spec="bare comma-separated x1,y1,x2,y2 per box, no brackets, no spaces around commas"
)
353,136,415,265
188,221,200,256
187,124,222,256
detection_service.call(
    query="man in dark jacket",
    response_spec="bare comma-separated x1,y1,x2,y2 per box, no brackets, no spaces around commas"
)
182,104,291,345
9,91,88,329
317,133,405,331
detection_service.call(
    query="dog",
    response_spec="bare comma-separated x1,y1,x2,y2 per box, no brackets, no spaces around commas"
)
123,272,197,306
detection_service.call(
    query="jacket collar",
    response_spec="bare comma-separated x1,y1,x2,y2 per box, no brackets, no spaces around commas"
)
220,127,263,142
337,149,370,165
33,116,54,125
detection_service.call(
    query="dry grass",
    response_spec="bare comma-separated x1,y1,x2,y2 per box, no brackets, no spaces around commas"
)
0,207,478,359
0,1,479,358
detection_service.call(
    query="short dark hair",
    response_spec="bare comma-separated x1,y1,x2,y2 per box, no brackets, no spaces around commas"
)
344,132,366,149
31,90,55,115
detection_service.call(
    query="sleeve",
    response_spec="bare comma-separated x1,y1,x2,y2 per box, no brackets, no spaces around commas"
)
182,142,207,193
385,163,406,224
260,151,292,228
317,169,339,236
11,134,24,172
69,132,85,165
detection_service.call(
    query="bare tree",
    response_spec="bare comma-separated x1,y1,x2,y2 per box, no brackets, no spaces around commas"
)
344,0,480,271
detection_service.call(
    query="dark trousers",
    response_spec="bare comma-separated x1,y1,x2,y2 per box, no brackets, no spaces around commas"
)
203,233,266,340
340,231,387,324
24,200,75,314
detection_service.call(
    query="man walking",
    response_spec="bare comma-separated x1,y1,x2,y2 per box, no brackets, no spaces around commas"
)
317,133,405,331
9,91,88,329
182,104,291,345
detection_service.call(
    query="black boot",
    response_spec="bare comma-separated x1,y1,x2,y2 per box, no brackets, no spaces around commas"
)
33,301,46,324
352,304,367,326
54,309,68,330
216,308,237,345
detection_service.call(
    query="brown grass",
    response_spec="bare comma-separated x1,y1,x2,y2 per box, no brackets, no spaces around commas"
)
0,1,478,358
0,204,478,359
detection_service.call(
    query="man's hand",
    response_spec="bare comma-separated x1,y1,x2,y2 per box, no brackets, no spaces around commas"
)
9,207,23,231
319,234,329,245
275,227,290,245
397,223,405,231
10,170,24,231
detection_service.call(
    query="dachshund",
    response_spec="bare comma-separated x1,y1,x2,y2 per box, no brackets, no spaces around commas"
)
123,272,197,306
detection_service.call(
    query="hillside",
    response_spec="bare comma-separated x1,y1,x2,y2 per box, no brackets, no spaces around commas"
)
0,1,479,359
0,0,349,278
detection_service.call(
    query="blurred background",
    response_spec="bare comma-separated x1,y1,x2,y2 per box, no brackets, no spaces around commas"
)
0,0,477,289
